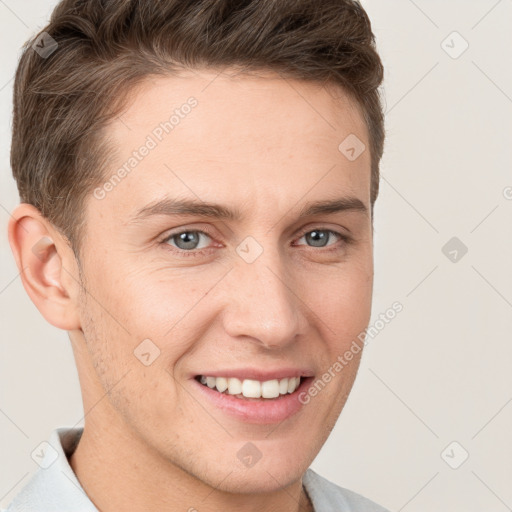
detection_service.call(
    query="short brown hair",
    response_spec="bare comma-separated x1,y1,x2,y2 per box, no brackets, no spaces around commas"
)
11,0,384,261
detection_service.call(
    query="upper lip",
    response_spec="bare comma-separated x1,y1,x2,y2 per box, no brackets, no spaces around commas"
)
193,367,315,382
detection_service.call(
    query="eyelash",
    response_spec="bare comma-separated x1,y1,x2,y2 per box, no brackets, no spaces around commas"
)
159,227,353,258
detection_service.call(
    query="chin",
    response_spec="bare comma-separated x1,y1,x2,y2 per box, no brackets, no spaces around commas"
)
217,466,305,494
203,451,309,494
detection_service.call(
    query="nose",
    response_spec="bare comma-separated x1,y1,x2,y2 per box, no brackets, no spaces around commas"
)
221,248,306,349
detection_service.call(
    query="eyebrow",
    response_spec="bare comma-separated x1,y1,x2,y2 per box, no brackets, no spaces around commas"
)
128,195,368,224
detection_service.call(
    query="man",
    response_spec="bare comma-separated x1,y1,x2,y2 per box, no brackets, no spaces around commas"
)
6,0,389,510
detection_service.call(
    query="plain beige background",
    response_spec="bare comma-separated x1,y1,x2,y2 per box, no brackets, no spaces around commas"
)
1,1,511,510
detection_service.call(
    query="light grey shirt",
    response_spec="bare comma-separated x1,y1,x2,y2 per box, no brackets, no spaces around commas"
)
4,427,390,512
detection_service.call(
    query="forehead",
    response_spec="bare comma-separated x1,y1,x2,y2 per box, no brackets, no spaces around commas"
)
115,68,367,142
92,69,371,223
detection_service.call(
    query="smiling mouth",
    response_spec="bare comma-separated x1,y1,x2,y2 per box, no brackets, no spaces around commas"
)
194,375,302,401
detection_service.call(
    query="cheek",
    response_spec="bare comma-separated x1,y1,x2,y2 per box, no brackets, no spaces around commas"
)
86,260,228,372
119,272,218,342
78,280,181,424
305,260,373,341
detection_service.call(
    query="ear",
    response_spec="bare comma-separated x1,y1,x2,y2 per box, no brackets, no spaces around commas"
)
7,203,82,331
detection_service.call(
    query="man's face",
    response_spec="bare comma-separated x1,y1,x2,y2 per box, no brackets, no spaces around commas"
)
73,70,373,493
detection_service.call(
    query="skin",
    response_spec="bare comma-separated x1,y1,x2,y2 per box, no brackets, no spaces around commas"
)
8,69,374,512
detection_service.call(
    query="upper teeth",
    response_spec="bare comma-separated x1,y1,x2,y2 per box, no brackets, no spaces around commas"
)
199,375,301,398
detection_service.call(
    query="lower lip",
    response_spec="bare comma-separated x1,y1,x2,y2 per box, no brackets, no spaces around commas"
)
191,377,314,424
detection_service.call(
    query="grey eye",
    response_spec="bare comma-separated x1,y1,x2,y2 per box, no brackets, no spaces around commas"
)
166,231,210,251
302,230,335,248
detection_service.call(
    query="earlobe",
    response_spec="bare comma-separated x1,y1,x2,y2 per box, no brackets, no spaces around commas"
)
7,203,82,331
